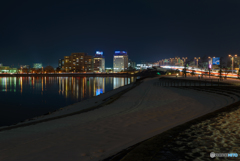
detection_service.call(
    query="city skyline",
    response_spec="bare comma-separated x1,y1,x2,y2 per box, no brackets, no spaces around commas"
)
1,0,240,67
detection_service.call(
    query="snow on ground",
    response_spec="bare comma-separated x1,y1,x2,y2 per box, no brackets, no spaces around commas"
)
0,77,236,161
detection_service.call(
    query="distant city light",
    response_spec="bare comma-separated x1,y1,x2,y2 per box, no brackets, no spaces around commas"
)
114,51,127,54
96,51,103,55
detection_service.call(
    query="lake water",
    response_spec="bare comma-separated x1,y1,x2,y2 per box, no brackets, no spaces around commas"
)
0,76,137,127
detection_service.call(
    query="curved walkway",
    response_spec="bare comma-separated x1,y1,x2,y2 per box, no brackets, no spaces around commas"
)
0,77,237,161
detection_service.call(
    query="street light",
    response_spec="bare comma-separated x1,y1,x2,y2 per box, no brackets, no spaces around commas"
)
208,56,215,66
208,57,215,78
229,54,237,74
194,57,201,68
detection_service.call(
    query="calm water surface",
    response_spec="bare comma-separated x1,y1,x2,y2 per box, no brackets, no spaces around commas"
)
0,76,137,127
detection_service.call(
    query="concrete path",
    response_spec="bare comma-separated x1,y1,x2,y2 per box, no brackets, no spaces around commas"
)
0,77,236,161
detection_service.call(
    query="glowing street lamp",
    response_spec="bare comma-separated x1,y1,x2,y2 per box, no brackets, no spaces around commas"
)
194,57,201,68
208,56,215,67
208,57,215,77
229,54,237,74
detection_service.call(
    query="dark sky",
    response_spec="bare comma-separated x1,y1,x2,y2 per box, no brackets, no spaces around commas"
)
1,0,240,68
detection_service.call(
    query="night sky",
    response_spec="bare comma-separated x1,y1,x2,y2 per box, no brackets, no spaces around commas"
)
1,0,240,68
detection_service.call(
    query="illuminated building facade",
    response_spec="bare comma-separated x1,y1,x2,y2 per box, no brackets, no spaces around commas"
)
234,57,240,69
136,64,152,70
160,59,169,65
113,51,128,72
63,53,93,72
58,59,64,69
0,64,17,73
94,51,105,72
33,63,43,69
153,62,160,67
20,65,30,69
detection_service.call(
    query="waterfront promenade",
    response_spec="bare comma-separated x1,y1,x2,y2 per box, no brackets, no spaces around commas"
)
0,76,237,161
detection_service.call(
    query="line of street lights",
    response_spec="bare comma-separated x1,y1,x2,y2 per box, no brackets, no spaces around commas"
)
162,55,238,73
194,57,201,68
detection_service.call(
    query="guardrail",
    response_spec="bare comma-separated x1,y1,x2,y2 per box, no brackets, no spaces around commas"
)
154,78,233,87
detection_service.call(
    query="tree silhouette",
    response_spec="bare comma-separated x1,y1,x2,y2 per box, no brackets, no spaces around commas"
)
44,66,54,74
22,68,29,74
182,64,187,77
31,68,42,74
56,67,61,73
127,66,136,71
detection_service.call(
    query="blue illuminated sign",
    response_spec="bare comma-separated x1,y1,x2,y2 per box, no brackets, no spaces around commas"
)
212,57,220,65
96,51,103,55
115,51,127,54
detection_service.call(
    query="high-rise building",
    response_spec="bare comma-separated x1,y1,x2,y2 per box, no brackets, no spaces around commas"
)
58,59,64,69
128,59,136,69
113,51,128,72
94,51,105,72
63,53,93,72
33,63,43,69
20,65,30,69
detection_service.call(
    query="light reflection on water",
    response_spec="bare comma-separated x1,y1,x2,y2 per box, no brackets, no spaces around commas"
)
0,76,137,127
